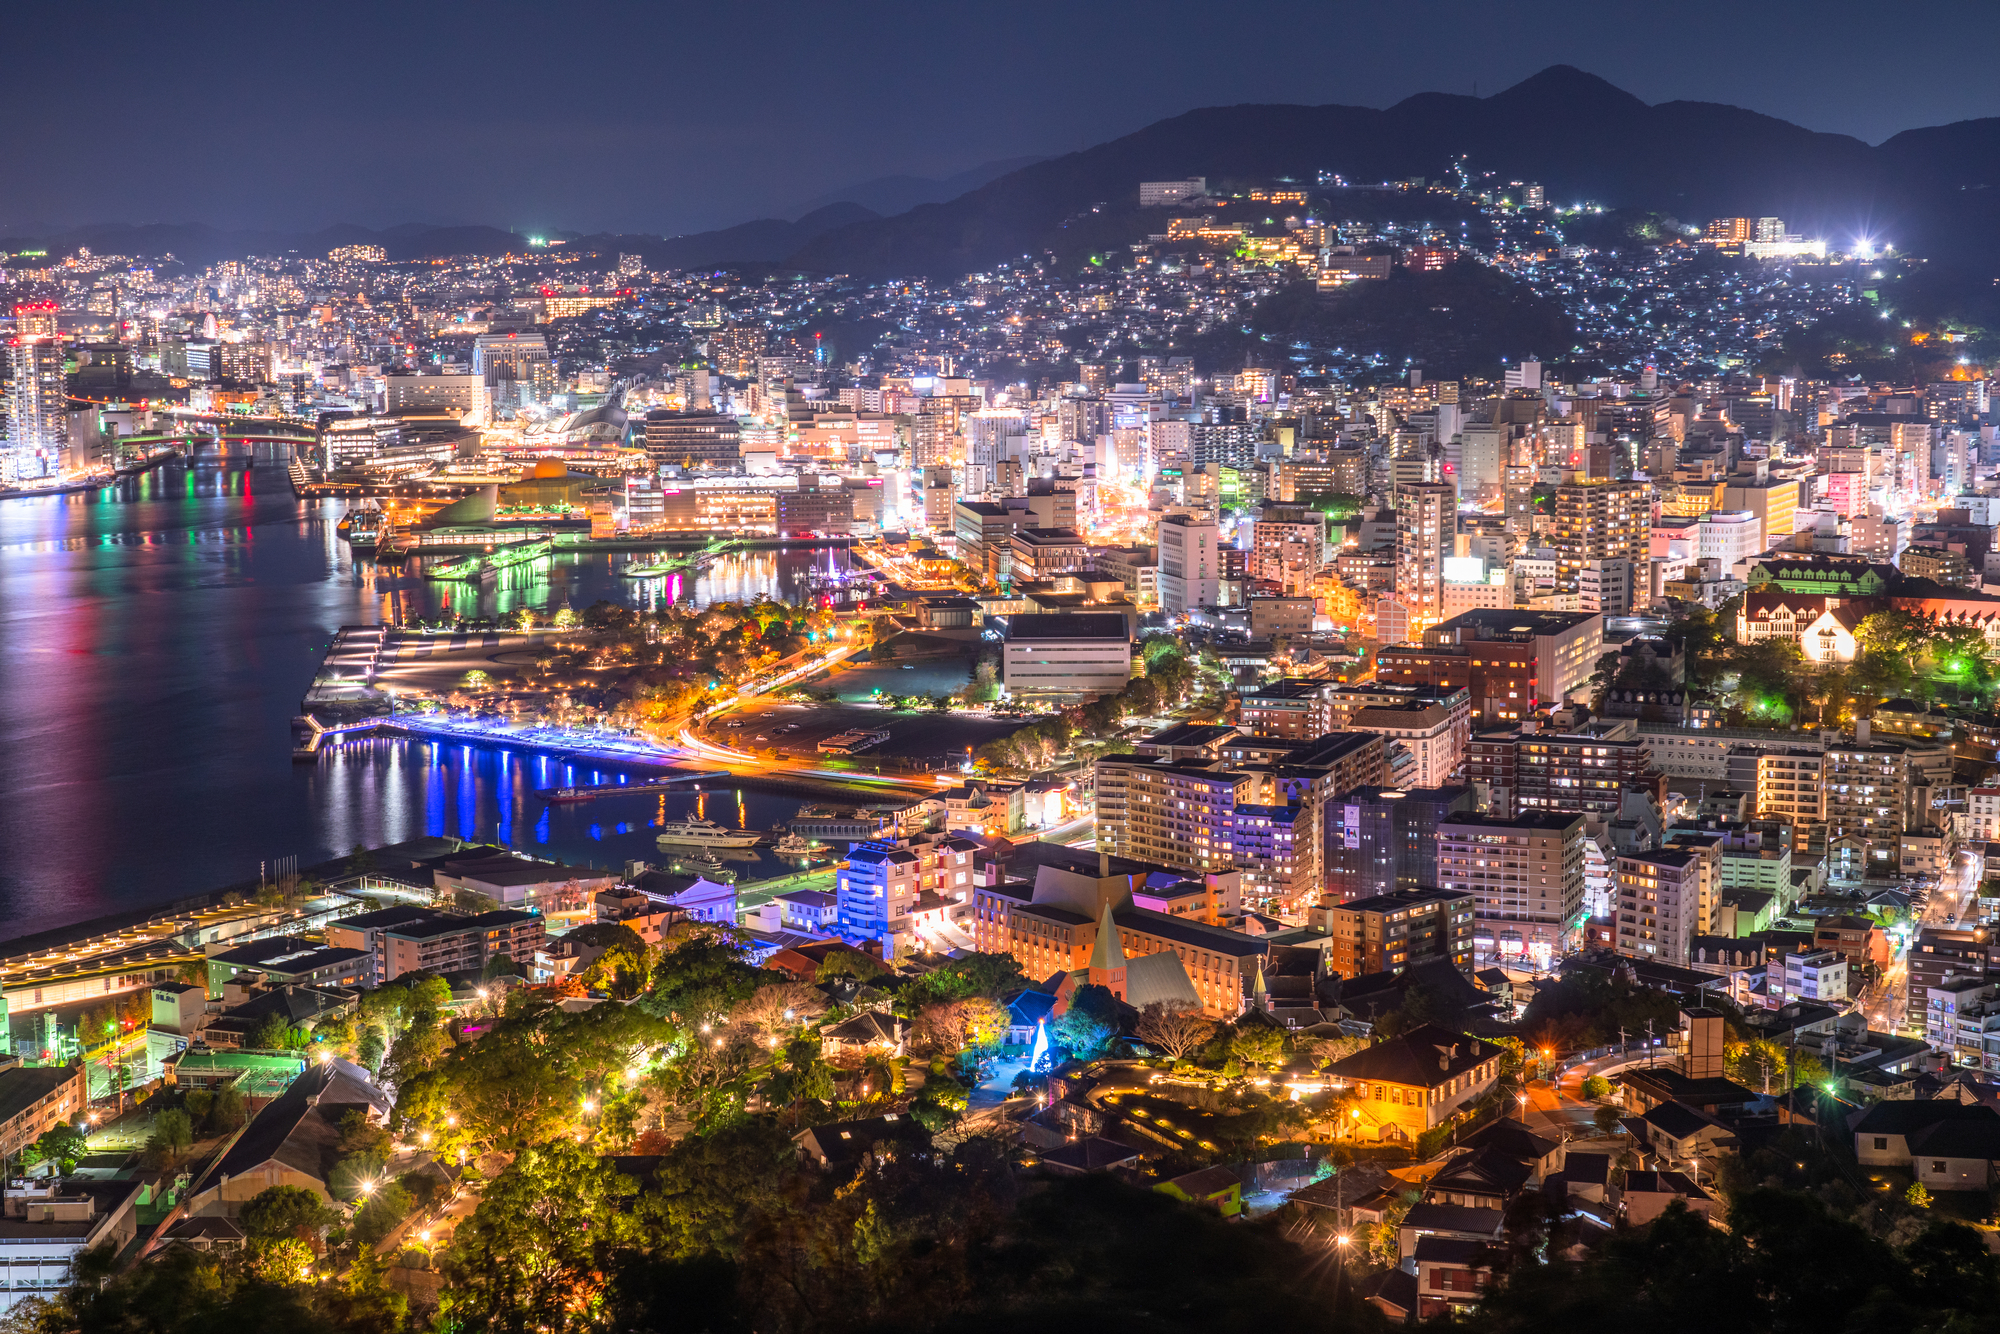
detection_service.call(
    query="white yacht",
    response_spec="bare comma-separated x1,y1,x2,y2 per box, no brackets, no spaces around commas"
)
655,817,762,849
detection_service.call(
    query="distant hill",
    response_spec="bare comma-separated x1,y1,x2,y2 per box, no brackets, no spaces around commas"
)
786,66,2000,279
570,203,881,272
782,156,1048,220
0,206,885,274
0,222,528,267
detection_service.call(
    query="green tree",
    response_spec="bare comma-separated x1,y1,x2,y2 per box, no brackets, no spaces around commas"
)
1906,1181,1934,1209
239,1185,337,1242
1226,1021,1287,1071
441,1141,641,1334
352,1179,416,1246
1051,985,1120,1060
141,1108,193,1168
27,1123,88,1173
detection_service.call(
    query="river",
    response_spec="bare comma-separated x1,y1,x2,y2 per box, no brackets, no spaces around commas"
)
0,450,851,943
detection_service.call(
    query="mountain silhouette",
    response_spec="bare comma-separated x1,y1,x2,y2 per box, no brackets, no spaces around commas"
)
786,65,2000,278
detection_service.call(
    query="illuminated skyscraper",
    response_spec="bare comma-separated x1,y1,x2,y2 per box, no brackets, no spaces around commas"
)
6,302,68,482
471,331,554,411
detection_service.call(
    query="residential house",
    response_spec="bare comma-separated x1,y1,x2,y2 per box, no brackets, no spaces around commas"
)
1413,1235,1492,1321
1320,1024,1506,1145
1853,1098,2000,1191
1623,1170,1718,1225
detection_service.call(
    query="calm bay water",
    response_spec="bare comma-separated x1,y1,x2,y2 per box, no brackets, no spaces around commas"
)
0,451,843,943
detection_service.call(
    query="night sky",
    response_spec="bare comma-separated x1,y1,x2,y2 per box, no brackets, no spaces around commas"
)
5,0,1995,239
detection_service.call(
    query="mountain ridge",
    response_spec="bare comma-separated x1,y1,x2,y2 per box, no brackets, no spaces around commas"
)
783,65,2000,279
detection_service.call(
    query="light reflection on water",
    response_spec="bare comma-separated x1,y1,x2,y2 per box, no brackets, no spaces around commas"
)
0,452,843,943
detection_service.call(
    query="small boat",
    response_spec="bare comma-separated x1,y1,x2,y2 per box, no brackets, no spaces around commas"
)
339,499,385,550
773,831,826,857
655,817,763,849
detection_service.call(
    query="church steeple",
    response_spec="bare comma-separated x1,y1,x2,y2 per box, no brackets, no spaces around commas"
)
1087,899,1127,1001
1251,958,1269,1012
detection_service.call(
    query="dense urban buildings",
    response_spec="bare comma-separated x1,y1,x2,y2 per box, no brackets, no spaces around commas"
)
6,67,2000,1334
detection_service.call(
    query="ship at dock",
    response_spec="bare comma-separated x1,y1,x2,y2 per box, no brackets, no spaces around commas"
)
621,535,743,579
655,817,762,849
336,500,386,551
424,536,555,582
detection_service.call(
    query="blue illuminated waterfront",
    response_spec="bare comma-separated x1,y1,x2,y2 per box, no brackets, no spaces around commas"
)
0,451,846,941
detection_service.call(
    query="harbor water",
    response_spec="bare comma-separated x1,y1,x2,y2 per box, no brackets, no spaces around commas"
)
0,450,851,942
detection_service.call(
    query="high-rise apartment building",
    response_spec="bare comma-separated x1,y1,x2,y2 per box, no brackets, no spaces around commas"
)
6,302,67,482
1466,722,1660,820
1092,756,1258,873
1552,479,1647,593
1251,505,1326,595
1615,847,1703,964
1395,481,1453,632
1822,739,1913,875
1436,811,1586,964
1231,803,1311,910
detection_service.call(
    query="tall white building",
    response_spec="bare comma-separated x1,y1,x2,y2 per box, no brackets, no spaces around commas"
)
6,301,67,482
1697,509,1763,573
1157,515,1219,615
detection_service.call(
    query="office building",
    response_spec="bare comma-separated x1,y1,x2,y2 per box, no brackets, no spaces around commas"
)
1237,679,1331,741
1009,528,1092,581
1435,811,1586,965
644,410,741,471
384,371,487,421
1343,697,1469,788
953,498,1038,579
1002,613,1131,700
1158,514,1220,614
1324,785,1475,902
472,331,555,408
1376,609,1602,724
1308,886,1476,980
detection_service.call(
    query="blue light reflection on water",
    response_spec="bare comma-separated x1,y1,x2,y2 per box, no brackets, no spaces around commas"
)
312,734,810,881
0,452,845,942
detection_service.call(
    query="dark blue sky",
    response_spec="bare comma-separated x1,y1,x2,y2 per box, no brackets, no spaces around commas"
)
5,0,1995,237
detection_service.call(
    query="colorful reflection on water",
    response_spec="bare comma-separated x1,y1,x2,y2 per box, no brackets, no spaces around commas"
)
0,451,847,942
